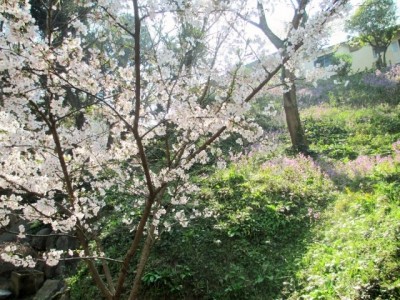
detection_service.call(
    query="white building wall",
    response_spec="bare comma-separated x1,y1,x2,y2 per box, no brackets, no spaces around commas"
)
302,34,400,74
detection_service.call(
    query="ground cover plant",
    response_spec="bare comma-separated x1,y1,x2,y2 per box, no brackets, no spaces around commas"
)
298,65,400,108
68,97,400,299
303,104,400,160
290,141,400,299
71,151,337,299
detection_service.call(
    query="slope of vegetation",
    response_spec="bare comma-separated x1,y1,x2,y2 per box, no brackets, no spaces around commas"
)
137,152,335,299
287,103,400,299
303,104,400,160
68,83,400,299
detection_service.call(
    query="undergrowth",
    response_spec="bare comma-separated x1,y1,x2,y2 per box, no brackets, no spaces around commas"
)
290,154,400,299
68,100,400,299
138,153,335,299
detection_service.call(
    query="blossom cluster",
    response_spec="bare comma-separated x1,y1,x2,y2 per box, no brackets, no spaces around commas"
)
0,245,36,268
0,3,348,295
0,0,271,269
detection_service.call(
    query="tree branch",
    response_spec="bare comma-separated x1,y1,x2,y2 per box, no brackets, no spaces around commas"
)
257,1,284,49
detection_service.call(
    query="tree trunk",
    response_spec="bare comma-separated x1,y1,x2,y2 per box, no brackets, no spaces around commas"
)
128,225,156,300
256,1,309,153
282,69,308,153
376,52,383,69
382,50,387,68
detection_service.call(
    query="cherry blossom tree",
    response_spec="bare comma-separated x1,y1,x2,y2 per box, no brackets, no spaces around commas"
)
225,0,349,153
0,0,347,299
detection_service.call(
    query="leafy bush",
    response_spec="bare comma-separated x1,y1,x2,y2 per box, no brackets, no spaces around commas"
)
331,52,352,78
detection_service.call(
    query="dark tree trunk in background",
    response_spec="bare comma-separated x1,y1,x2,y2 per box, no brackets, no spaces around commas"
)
282,69,308,153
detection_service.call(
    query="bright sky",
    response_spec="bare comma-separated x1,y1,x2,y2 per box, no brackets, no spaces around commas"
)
254,0,399,51
240,0,355,52
327,0,363,45
143,0,399,56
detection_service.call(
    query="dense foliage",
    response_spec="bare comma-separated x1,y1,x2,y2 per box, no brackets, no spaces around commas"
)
68,82,400,298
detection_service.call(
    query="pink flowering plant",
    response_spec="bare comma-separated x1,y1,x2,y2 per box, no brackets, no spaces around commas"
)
205,154,335,243
330,140,400,188
259,154,335,216
298,64,400,107
0,0,348,299
393,140,400,163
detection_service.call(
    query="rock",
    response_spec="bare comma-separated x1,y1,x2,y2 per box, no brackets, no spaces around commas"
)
31,228,52,251
59,292,70,300
0,219,30,244
10,270,44,298
0,232,16,244
43,264,56,279
55,235,77,252
0,277,10,290
43,235,78,278
44,260,65,279
0,260,15,276
45,232,57,251
33,279,65,300
35,259,45,273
